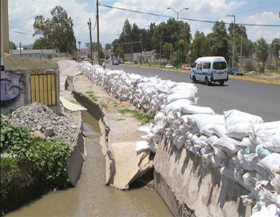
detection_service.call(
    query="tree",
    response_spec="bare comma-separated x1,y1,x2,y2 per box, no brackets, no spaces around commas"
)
189,31,210,63
256,38,269,67
32,37,52,49
162,42,173,61
207,21,229,61
105,43,111,50
271,38,280,59
33,6,76,54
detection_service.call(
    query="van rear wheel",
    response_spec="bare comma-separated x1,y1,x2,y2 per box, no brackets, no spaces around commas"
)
205,77,210,86
220,81,224,86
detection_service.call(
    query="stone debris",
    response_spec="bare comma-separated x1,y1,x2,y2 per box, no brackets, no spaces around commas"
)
5,102,80,144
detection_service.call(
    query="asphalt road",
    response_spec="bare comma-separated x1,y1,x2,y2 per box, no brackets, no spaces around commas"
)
108,64,280,122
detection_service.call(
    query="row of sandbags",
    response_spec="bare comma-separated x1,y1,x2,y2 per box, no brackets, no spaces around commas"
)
78,62,280,216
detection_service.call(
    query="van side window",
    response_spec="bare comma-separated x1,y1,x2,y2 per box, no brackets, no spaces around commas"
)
192,62,196,68
196,63,200,70
203,62,210,69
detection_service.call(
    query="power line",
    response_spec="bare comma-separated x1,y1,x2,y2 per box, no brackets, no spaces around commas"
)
98,3,280,28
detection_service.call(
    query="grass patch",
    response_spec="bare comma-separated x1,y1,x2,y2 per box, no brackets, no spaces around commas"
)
116,118,125,121
113,102,120,107
100,103,108,109
118,108,154,124
85,91,98,101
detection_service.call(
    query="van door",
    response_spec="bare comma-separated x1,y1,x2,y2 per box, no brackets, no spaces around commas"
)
212,61,227,81
202,62,211,81
196,62,202,81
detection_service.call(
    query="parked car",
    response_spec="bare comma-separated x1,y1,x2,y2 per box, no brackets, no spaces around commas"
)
181,65,191,70
112,60,119,65
165,64,173,68
228,67,244,76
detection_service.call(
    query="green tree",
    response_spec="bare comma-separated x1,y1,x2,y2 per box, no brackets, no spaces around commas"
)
32,37,52,49
256,38,269,67
105,43,111,50
189,31,210,63
271,38,280,59
162,42,173,61
207,21,229,60
33,6,76,54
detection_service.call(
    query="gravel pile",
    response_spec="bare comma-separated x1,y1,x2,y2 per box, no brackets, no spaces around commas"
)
4,102,80,144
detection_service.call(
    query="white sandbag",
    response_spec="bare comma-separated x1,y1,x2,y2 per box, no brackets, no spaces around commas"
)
236,150,259,171
167,92,196,104
154,111,166,125
173,135,186,149
243,172,258,186
181,105,215,115
250,205,278,217
226,122,252,140
187,114,225,132
248,121,280,145
170,82,197,94
138,126,150,133
262,134,280,152
258,153,280,174
224,109,263,131
206,135,219,146
271,175,280,194
209,124,228,138
135,140,157,153
213,136,241,156
165,99,194,114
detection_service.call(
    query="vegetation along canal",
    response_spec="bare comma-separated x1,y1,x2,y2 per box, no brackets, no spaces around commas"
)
6,111,172,217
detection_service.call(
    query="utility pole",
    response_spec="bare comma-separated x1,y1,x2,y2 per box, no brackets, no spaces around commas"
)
87,18,93,65
96,0,100,64
167,7,188,69
227,14,235,68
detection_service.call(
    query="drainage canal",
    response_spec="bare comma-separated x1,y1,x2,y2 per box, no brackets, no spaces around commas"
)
6,111,172,217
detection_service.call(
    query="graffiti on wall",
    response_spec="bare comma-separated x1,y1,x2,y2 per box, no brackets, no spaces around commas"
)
0,71,24,107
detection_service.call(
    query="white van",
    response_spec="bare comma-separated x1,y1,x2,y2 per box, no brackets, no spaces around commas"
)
190,56,228,85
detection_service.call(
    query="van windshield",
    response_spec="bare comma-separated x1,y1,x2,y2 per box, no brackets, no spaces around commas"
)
213,62,227,70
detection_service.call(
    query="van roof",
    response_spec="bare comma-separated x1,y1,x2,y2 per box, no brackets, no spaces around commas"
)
195,56,226,62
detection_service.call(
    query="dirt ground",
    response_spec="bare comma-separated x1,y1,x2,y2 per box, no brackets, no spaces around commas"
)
58,59,147,144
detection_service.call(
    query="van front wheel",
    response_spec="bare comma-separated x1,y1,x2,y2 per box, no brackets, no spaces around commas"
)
193,76,197,83
205,77,210,86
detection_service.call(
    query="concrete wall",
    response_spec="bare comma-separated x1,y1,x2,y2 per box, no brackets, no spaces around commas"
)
67,123,85,186
0,70,31,114
0,70,61,115
154,135,252,217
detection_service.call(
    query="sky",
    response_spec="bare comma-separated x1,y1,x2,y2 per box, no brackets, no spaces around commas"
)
8,0,280,49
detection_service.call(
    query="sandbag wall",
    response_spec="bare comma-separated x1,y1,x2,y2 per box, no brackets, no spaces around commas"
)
78,61,280,217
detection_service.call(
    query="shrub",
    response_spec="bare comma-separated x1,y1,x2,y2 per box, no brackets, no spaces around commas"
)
0,118,72,213
258,66,265,73
243,61,256,72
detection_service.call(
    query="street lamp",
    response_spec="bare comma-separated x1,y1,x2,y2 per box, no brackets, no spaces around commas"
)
227,14,235,68
78,41,81,57
167,7,188,69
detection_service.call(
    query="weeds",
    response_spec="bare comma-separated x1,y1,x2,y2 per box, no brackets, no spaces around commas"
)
118,108,154,124
86,91,98,101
